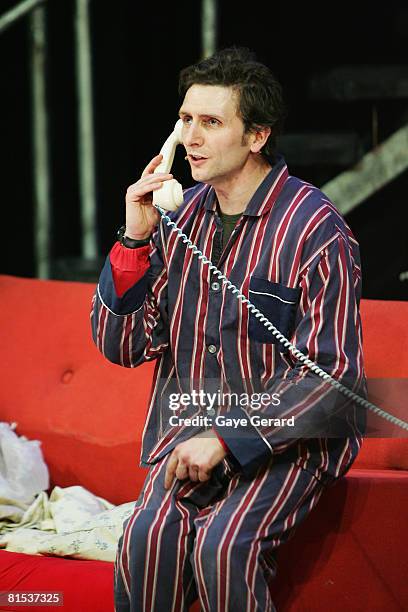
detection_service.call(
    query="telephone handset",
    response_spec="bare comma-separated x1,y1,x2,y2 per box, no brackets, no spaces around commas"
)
152,119,184,212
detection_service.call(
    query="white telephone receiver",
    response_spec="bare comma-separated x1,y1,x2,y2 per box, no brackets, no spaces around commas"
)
152,119,184,212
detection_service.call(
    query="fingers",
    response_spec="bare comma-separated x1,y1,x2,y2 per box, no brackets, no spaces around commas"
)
126,174,173,204
127,180,168,198
164,451,178,490
164,455,206,489
188,465,199,482
141,154,164,177
127,173,173,193
127,155,173,203
187,465,210,482
165,439,220,489
176,462,189,481
164,453,194,490
198,467,211,483
165,458,190,487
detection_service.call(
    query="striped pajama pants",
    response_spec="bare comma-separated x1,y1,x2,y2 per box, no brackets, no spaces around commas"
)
115,453,324,612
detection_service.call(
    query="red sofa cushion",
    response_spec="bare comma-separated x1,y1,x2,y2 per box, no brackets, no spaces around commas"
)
0,551,113,612
273,469,408,611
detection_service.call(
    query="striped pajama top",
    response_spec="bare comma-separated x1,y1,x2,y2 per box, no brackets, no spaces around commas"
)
91,155,366,485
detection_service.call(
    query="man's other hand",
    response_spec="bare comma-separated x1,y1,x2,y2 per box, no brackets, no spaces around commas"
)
164,430,227,489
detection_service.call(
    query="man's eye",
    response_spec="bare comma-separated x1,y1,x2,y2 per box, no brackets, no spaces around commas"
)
182,117,192,124
207,118,220,126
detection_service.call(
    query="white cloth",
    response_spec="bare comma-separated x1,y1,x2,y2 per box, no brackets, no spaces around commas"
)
0,485,134,562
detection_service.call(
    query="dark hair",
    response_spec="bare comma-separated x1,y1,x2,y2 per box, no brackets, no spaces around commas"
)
178,47,286,159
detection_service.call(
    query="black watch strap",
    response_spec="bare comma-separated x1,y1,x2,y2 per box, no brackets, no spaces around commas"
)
117,225,151,249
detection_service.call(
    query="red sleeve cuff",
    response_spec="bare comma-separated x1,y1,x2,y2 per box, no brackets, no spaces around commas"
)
109,241,151,298
213,428,230,453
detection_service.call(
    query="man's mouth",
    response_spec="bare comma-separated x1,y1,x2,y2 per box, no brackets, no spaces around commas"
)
188,154,208,166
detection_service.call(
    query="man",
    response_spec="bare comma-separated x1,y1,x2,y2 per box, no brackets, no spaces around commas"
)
91,47,365,612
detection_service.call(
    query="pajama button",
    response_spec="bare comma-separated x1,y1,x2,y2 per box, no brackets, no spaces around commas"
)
211,281,221,291
207,344,217,354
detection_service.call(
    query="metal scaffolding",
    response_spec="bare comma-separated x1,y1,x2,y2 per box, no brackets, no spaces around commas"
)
30,5,50,278
1,0,97,278
201,0,217,58
322,123,408,216
0,0,45,34
75,0,97,260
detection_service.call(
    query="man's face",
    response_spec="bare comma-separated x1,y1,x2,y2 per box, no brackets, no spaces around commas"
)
179,84,252,187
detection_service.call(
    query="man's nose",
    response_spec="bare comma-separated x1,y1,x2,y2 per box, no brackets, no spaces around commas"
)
183,121,204,147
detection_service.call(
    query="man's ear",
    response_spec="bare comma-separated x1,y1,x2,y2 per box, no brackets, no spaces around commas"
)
250,126,271,153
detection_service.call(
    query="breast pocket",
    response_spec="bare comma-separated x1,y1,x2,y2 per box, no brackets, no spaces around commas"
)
248,277,300,347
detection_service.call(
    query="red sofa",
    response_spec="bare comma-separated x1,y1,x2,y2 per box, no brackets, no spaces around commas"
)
0,274,407,611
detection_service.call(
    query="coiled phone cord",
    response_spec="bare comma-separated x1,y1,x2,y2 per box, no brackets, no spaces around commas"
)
156,205,408,432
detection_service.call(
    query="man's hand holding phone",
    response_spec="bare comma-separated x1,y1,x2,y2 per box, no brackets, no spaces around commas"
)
125,154,174,240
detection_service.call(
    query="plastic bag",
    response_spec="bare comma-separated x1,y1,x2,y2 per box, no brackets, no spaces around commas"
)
0,422,49,504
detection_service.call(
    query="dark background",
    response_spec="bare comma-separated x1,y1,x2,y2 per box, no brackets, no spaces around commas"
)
1,0,407,299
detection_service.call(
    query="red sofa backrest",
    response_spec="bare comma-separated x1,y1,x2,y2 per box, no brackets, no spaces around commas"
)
0,275,155,504
0,275,406,504
353,299,408,470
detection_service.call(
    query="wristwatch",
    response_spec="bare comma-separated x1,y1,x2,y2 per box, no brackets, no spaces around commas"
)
117,225,151,248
